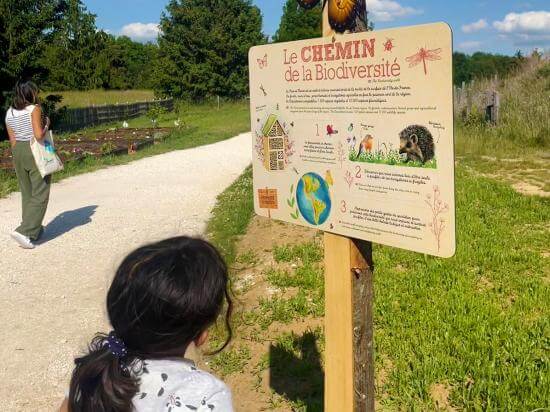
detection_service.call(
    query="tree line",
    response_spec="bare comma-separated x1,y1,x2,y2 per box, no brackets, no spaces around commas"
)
453,51,526,86
1,0,530,139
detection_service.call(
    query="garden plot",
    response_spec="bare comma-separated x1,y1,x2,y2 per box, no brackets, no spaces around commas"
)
0,128,171,171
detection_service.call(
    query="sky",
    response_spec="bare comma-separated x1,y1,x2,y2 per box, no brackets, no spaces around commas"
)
86,0,550,55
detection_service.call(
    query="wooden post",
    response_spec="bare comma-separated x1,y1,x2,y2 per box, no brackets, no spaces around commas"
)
493,91,500,125
323,3,375,412
324,234,374,411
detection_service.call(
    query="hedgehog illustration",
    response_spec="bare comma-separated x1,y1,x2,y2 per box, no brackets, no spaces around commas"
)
399,125,435,164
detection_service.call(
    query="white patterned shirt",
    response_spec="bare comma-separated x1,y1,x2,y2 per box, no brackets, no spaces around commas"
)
132,358,233,412
5,105,36,141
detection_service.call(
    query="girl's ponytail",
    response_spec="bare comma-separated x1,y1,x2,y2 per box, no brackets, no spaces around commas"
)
68,334,138,412
69,236,233,411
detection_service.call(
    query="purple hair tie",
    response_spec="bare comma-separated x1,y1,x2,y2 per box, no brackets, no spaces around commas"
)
105,331,128,358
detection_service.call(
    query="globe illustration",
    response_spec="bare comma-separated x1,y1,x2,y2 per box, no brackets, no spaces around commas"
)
296,172,332,226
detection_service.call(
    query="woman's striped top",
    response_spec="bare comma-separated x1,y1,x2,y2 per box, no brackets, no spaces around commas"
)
5,105,36,142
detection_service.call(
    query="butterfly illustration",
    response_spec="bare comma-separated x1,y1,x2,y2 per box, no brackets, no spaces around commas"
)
297,0,365,33
257,53,267,69
405,47,442,75
326,125,338,136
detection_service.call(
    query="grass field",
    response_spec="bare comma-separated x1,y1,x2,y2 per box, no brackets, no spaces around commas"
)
204,159,549,411
203,61,550,409
0,101,250,198
43,89,155,108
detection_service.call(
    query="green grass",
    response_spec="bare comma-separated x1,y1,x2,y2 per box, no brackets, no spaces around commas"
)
205,163,549,410
43,89,155,108
0,101,250,199
210,346,252,377
456,59,549,151
373,167,549,411
273,241,323,264
236,249,260,267
268,327,325,412
206,166,254,265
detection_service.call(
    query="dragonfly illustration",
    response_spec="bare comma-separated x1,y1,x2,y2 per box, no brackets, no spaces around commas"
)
406,47,442,75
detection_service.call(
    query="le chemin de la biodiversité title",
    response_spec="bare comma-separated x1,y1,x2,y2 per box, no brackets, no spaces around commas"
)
283,38,401,83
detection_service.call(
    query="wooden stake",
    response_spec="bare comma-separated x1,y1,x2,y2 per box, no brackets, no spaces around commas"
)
324,233,355,411
323,3,375,412
351,239,375,412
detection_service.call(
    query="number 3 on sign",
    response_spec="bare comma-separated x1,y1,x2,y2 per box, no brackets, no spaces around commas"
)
340,200,347,213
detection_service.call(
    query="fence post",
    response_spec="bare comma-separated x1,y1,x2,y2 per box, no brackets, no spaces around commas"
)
492,91,500,124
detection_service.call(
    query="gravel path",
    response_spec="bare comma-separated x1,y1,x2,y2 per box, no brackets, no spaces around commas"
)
0,133,251,411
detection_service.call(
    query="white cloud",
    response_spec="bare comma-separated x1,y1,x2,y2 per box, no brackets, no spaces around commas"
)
493,11,550,49
462,19,488,33
120,22,160,42
366,0,422,22
457,41,482,51
493,11,550,34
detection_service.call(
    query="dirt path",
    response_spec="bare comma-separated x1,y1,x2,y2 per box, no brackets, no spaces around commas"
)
0,133,251,411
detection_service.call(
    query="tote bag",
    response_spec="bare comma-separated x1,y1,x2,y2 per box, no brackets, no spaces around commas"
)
30,130,64,177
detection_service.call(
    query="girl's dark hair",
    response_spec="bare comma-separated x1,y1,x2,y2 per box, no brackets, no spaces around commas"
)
68,236,233,412
13,80,39,110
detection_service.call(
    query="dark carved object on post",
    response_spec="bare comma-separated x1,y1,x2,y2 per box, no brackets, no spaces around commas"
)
296,0,368,33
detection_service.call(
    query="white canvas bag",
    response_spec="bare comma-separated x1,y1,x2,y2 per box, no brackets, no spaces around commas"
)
30,130,64,177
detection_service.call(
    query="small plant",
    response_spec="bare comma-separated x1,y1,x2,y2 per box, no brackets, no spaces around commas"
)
100,141,117,155
210,347,251,377
147,104,167,128
425,185,449,252
287,184,299,220
236,250,259,266
57,149,73,160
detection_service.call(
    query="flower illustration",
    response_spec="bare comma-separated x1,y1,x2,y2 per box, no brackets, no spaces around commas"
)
425,186,449,252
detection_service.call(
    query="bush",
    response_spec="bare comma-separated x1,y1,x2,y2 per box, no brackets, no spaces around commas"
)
147,104,166,128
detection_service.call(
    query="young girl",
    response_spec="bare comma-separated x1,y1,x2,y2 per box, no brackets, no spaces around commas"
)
60,236,234,412
5,81,51,249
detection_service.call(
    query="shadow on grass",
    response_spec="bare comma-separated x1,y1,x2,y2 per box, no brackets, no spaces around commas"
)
269,331,324,411
38,205,98,244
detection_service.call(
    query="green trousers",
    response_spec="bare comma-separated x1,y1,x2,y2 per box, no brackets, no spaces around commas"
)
12,141,51,240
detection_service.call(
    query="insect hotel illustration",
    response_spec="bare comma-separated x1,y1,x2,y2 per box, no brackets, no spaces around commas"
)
261,114,289,171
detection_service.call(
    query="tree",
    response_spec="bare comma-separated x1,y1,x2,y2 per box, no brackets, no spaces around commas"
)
273,0,322,43
0,0,66,138
155,0,264,100
43,0,110,90
452,51,523,86
106,36,159,89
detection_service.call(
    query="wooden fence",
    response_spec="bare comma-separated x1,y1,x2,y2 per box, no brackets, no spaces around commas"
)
454,77,501,124
56,98,174,132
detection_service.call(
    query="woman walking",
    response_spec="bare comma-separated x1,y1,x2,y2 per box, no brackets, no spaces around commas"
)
5,81,51,249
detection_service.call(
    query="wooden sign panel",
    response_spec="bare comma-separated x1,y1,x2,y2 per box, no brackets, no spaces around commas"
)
249,23,455,257
258,188,278,209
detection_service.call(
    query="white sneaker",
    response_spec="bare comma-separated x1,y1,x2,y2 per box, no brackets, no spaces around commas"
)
10,231,35,249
